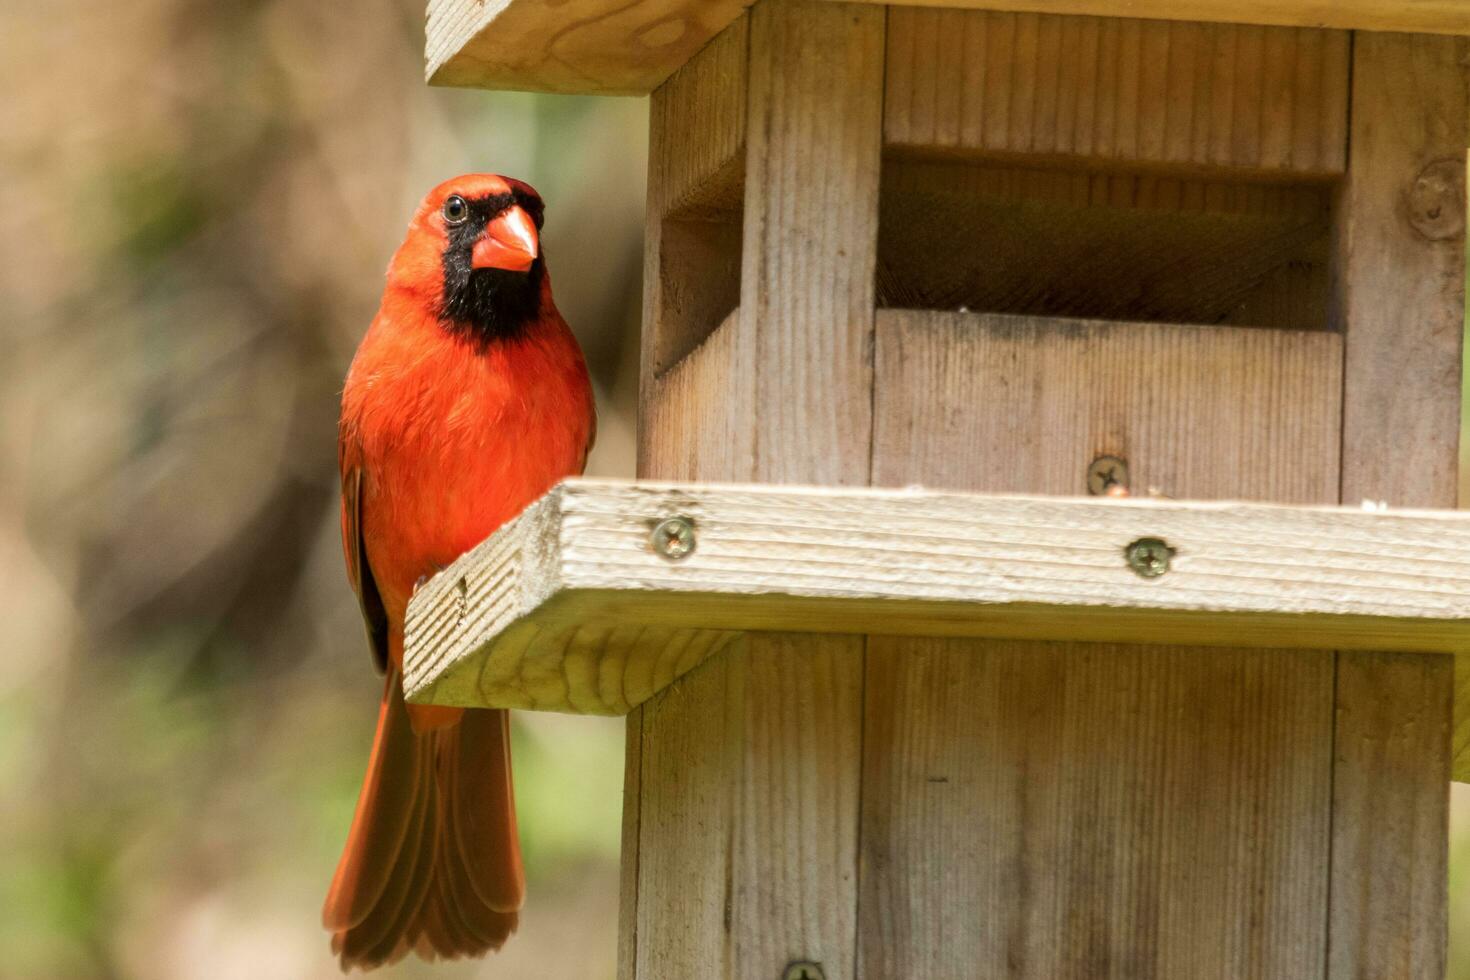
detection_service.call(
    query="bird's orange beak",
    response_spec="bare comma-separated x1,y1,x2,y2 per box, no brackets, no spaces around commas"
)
471,205,539,273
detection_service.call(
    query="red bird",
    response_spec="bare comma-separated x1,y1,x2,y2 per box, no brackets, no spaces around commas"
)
325,175,595,969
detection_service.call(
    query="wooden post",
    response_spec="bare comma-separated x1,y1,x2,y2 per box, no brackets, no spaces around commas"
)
1329,33,1468,980
634,4,883,976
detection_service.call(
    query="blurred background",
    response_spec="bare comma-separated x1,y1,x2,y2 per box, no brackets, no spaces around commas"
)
0,1,1467,978
1,0,639,977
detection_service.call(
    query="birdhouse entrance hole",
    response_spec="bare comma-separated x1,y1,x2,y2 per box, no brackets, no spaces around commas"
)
876,153,1335,332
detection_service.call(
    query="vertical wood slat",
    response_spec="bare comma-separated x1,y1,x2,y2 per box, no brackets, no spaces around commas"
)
617,703,644,980
633,3,883,979
743,0,885,487
1330,652,1453,980
885,8,1349,175
732,6,881,977
735,633,866,980
629,19,750,980
630,648,742,980
1338,33,1469,512
1331,32,1466,980
861,640,1334,980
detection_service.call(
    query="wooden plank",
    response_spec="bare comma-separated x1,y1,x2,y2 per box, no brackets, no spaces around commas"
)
727,7,879,978
629,647,740,980
885,10,1349,174
646,15,748,219
860,639,1333,978
425,1,1470,96
1330,651,1453,980
617,704,643,980
400,478,1470,702
872,312,1343,501
735,633,865,980
641,310,752,480
1339,33,1469,511
1329,34,1465,979
630,4,884,978
742,0,884,487
426,0,758,94
875,0,1470,35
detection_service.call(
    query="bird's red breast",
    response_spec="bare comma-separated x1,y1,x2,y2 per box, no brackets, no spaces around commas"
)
341,272,593,632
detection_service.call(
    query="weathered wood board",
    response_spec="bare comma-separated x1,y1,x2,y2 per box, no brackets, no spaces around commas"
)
628,5,884,978
426,0,1470,94
885,11,1350,174
402,480,1470,769
860,638,1334,978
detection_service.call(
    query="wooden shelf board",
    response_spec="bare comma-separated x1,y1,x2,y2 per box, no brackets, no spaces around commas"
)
426,0,1470,95
404,480,1470,778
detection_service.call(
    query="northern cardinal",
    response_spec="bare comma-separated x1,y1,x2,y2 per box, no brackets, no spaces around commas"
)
325,175,595,969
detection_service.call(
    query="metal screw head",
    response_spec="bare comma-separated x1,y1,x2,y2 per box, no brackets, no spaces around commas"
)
782,963,825,980
1087,455,1130,496
1125,537,1175,579
650,516,696,561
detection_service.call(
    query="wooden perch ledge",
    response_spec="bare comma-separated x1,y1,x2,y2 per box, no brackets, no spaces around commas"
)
404,479,1470,775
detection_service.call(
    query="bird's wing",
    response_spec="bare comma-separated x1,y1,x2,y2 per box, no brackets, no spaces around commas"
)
342,464,389,674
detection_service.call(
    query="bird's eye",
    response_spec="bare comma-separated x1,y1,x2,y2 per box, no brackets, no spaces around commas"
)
442,195,469,226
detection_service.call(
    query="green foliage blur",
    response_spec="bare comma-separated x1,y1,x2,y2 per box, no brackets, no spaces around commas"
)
2,1,1468,979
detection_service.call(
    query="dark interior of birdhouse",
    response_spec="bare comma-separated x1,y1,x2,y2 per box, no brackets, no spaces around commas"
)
876,150,1337,333
651,158,744,376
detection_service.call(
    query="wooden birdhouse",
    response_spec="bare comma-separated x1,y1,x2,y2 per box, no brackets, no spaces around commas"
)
410,2,1470,978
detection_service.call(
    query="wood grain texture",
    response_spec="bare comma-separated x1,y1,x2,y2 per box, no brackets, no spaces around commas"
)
872,311,1343,501
424,1,1470,97
884,10,1349,174
1330,651,1453,980
734,633,865,980
1329,35,1465,980
629,14,757,976
401,481,1470,718
642,18,748,390
618,703,644,980
742,0,884,487
878,160,1334,330
629,5,883,978
646,14,748,218
641,310,753,480
874,0,1470,34
1339,33,1469,510
867,161,1333,973
426,0,757,94
629,647,740,980
861,639,1333,979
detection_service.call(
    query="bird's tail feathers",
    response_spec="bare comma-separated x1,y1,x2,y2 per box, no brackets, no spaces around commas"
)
323,670,523,970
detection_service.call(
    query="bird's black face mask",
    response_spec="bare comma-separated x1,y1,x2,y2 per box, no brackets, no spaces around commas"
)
439,189,545,343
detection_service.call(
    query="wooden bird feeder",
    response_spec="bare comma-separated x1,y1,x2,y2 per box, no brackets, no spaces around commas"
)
412,2,1470,977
